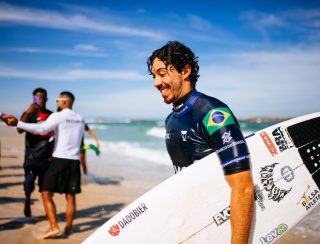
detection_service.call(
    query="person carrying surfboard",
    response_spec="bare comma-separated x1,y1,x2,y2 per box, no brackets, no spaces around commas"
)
147,41,255,244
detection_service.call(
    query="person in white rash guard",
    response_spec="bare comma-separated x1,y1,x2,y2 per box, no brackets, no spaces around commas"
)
2,91,85,238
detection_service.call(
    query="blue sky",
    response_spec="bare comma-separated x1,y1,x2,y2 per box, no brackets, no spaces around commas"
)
0,0,319,120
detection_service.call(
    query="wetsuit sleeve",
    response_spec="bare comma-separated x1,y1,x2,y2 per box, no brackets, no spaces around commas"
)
17,112,63,135
202,107,250,175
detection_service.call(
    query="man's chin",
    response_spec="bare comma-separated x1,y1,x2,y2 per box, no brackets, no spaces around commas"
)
162,95,173,104
163,98,172,104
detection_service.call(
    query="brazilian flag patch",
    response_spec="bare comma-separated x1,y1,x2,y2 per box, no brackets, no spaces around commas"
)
202,107,236,135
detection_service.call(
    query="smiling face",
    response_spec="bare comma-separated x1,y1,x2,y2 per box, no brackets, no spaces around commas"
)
151,58,192,104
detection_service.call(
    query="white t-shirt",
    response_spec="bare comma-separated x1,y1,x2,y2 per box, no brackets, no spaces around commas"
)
18,108,85,160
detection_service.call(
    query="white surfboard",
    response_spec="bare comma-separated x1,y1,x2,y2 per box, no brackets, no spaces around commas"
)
83,112,320,244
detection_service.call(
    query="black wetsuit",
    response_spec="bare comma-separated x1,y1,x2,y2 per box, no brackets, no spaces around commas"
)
22,109,53,194
165,90,250,175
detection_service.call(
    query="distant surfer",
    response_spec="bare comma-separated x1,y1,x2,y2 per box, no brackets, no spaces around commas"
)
147,41,254,244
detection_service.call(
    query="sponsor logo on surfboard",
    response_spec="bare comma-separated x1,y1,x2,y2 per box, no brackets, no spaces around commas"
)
108,224,121,236
212,206,230,226
254,185,266,211
260,223,288,244
260,163,292,202
297,185,320,211
272,127,294,152
280,166,294,182
107,203,148,236
260,132,278,157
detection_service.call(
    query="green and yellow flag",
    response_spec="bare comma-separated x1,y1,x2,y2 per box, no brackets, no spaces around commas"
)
202,107,236,135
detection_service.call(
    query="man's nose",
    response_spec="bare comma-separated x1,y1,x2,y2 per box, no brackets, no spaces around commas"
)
153,76,162,87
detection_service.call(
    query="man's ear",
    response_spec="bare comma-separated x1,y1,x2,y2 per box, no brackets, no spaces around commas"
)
182,64,191,80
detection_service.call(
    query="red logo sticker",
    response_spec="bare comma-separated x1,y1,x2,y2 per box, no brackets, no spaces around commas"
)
108,224,121,236
260,131,278,156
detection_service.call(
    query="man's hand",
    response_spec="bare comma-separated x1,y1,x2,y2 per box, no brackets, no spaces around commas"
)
1,115,18,126
82,163,88,175
26,103,39,114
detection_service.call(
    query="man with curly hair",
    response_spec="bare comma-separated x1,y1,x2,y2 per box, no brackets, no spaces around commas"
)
147,41,254,244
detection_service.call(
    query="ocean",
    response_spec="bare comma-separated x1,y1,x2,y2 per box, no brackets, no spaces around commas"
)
83,120,276,167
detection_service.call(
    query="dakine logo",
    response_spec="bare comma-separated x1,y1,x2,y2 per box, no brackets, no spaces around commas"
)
281,166,294,182
260,223,288,244
108,203,148,237
260,163,292,202
297,185,320,211
272,127,294,152
254,185,266,211
181,131,187,141
213,206,230,226
260,132,278,157
222,131,232,145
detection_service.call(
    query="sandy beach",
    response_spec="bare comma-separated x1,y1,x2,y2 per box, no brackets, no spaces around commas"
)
0,126,319,243
0,126,172,243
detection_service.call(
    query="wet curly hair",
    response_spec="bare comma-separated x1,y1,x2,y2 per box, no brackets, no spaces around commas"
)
147,41,200,87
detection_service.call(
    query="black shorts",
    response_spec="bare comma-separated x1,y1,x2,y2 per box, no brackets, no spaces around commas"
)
42,157,81,194
24,160,50,193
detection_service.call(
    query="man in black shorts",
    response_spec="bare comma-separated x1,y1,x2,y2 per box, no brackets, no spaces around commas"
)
147,41,254,244
17,88,54,217
3,91,85,238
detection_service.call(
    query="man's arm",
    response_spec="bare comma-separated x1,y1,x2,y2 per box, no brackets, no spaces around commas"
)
87,127,100,148
201,106,254,243
225,170,254,244
17,103,39,134
17,112,61,135
80,154,87,174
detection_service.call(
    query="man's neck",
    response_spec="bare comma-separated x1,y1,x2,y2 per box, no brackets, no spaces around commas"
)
173,89,195,111
39,107,46,112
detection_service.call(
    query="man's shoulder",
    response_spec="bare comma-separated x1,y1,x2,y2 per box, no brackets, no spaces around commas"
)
165,112,173,125
64,109,84,121
44,108,53,114
197,92,227,107
194,92,229,116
